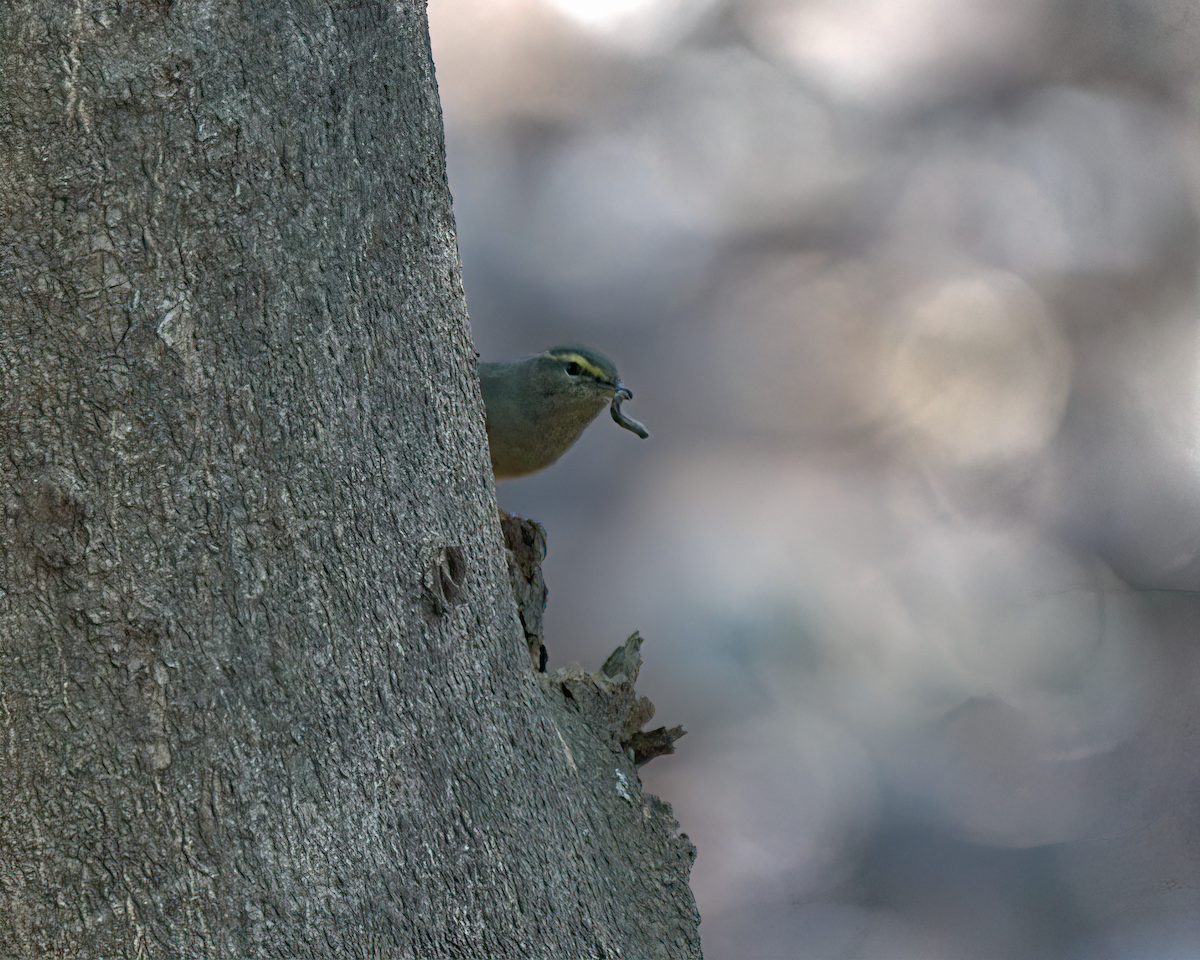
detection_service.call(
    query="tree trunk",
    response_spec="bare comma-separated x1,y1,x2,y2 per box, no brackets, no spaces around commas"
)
0,2,701,956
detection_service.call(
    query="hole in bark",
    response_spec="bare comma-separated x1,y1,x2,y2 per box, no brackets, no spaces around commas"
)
438,545,466,603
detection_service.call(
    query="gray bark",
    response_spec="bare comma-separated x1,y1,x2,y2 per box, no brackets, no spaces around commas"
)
0,2,701,957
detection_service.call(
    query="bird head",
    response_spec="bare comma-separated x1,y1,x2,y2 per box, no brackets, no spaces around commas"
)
532,346,627,403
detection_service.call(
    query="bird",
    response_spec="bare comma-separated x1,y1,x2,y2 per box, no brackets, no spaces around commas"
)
479,345,649,480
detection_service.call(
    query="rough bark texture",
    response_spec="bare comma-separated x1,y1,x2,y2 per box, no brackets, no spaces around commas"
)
498,510,548,669
0,2,701,957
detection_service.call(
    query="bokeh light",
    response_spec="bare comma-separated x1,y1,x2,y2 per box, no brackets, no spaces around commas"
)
428,1,1200,956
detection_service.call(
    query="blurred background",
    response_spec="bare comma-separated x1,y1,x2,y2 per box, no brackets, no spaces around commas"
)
427,2,1200,957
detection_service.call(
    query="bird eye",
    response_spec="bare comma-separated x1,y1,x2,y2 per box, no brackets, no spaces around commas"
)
565,362,583,376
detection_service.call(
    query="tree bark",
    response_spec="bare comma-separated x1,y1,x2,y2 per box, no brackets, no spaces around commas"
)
0,2,701,956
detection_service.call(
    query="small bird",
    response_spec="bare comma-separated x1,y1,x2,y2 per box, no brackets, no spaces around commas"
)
479,345,649,480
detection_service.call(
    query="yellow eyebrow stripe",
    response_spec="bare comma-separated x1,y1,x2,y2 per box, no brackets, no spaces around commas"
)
548,352,610,381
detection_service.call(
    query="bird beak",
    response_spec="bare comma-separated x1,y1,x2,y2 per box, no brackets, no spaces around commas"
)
614,382,633,401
